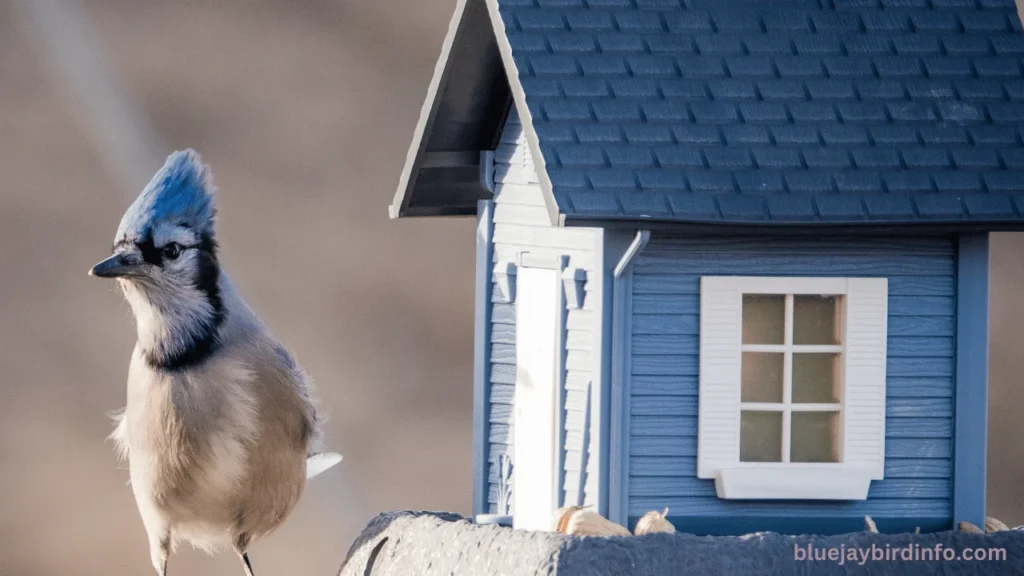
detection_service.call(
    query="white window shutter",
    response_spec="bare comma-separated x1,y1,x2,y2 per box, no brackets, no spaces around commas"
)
697,277,743,479
842,278,888,480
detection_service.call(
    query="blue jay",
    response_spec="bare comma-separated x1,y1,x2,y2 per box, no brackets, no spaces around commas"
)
90,150,341,576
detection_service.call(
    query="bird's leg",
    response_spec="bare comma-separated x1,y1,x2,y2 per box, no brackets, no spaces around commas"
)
149,534,170,576
239,552,255,576
235,532,255,576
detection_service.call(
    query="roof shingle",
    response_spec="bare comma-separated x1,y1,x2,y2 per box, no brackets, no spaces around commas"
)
495,0,1024,224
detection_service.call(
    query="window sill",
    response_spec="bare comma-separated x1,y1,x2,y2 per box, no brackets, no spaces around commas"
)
715,466,872,501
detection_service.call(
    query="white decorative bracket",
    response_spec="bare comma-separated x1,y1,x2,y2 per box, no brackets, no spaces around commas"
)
561,268,587,310
493,262,517,303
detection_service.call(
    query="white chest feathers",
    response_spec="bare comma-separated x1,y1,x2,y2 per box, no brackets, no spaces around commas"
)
117,350,259,526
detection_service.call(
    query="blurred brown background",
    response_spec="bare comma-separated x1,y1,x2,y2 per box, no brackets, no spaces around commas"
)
0,1,1020,574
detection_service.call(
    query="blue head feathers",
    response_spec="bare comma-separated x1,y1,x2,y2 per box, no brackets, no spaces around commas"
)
116,149,217,243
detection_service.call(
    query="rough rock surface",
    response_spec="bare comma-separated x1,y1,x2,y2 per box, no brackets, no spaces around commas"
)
339,511,1024,576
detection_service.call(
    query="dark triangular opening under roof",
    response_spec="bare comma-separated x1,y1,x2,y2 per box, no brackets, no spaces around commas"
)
391,0,512,218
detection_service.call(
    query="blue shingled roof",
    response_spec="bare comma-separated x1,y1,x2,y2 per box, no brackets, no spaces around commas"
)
494,0,1024,224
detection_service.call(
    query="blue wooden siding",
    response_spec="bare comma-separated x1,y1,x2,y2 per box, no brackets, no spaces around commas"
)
627,236,956,535
485,111,605,513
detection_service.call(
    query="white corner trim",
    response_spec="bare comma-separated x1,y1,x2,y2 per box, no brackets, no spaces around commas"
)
715,467,872,501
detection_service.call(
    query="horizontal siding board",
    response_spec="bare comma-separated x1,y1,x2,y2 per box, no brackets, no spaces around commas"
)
632,335,953,358
887,377,953,399
630,476,716,498
632,335,699,356
492,303,515,325
631,354,698,376
631,356,952,379
888,297,955,317
492,203,550,226
633,275,954,297
628,498,950,518
885,459,953,479
887,439,952,459
631,396,698,417
490,424,512,446
566,350,592,372
888,337,954,357
493,184,544,207
887,417,953,438
492,323,515,345
631,375,698,396
627,235,956,528
628,478,950,500
490,364,515,385
631,457,698,477
889,316,955,337
628,376,952,401
490,383,514,404
627,416,948,442
887,398,953,419
634,256,953,277
565,373,592,390
632,314,699,335
630,456,953,480
491,344,515,365
631,436,698,457
631,415,698,437
493,223,598,251
490,404,512,425
888,357,955,378
643,237,954,255
566,330,590,351
632,294,953,317
567,309,595,331
494,165,539,187
634,515,952,535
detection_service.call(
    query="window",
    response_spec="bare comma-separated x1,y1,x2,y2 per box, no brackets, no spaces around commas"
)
697,277,888,501
740,294,841,465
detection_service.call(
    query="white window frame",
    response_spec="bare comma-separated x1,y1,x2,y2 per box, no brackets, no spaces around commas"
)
697,276,888,501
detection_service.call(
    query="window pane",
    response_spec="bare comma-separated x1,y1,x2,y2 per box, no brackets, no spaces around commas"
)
791,412,839,463
741,352,784,403
792,353,840,404
741,411,782,462
742,295,785,345
793,295,839,345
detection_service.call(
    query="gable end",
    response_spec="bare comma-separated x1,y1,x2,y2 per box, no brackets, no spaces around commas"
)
391,0,512,218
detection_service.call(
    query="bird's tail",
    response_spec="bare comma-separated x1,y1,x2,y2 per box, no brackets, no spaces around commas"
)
306,452,343,480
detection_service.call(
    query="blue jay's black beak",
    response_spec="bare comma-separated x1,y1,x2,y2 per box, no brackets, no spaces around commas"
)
89,252,144,278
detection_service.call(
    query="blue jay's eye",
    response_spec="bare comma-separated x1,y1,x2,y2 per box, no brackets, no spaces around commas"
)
162,243,183,260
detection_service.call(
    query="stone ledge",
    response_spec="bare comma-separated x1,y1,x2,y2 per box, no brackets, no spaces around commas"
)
339,511,1024,576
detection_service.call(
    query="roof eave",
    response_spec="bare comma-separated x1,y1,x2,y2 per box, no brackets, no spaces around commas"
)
390,0,472,220
563,214,1024,235
391,0,565,227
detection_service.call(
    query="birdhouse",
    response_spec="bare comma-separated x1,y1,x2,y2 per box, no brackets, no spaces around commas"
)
391,0,1024,536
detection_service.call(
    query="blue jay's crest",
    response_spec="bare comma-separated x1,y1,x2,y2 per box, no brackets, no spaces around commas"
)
116,149,217,243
